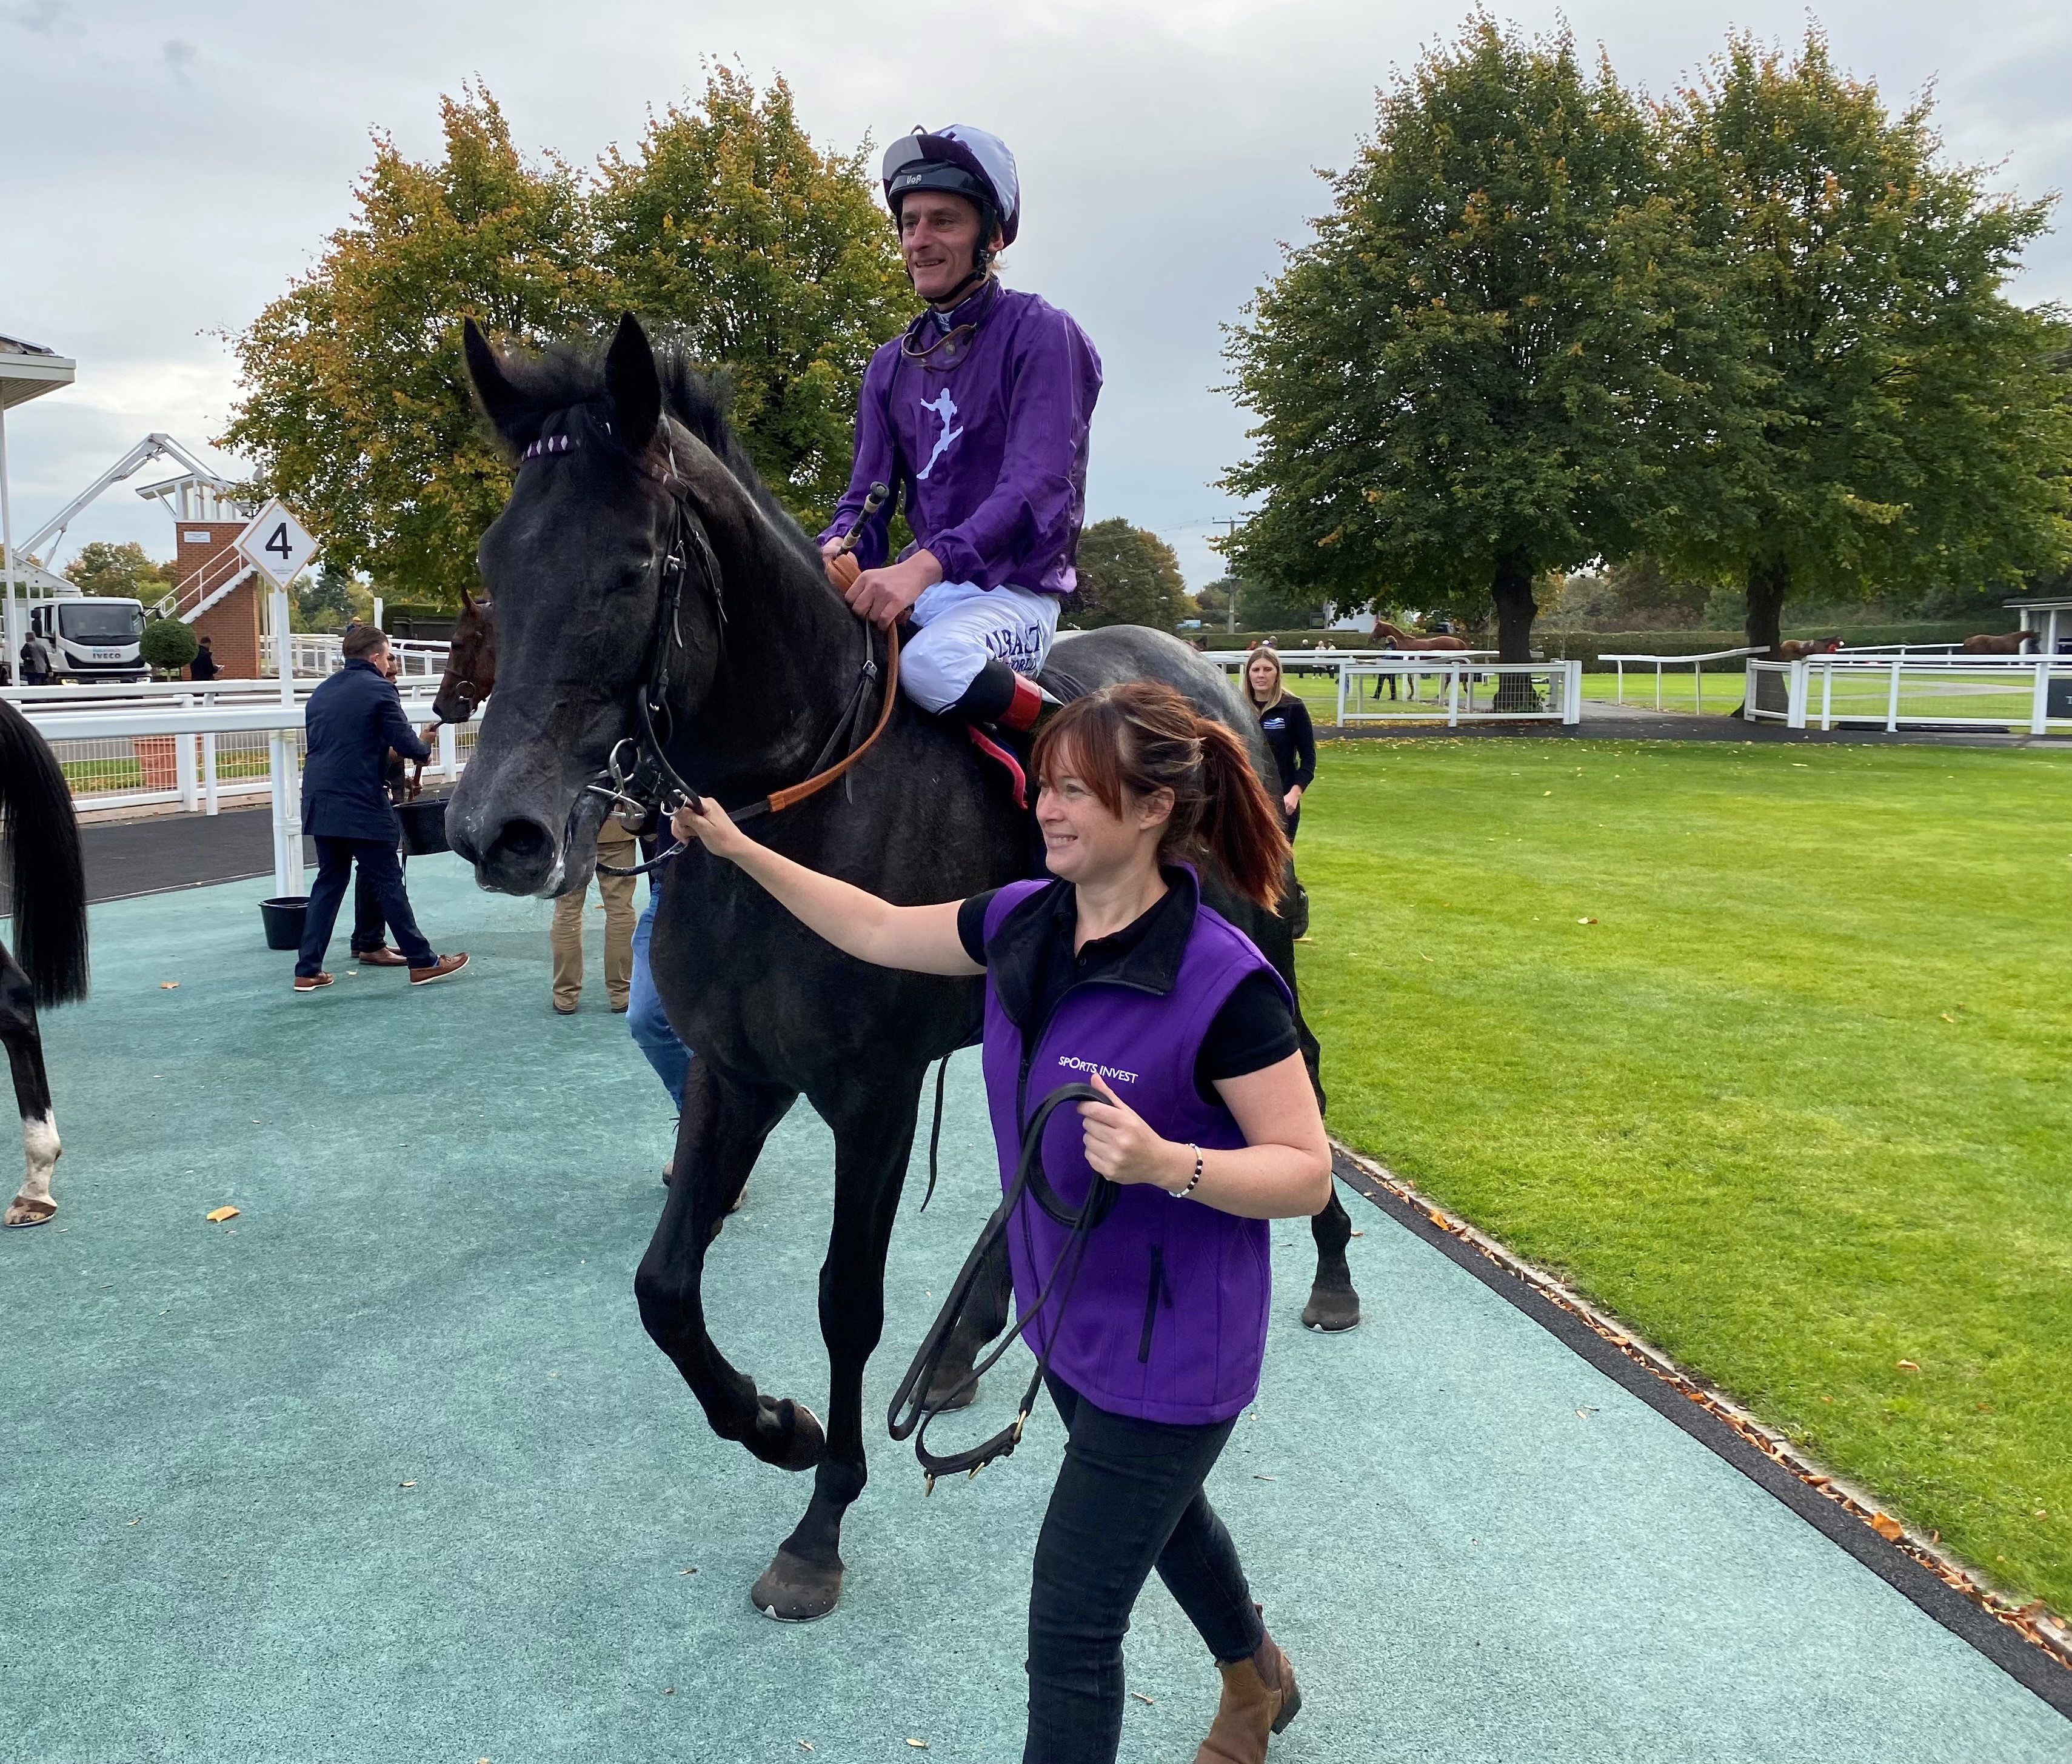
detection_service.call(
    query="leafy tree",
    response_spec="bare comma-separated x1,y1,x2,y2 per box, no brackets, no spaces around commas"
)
593,68,912,526
64,540,173,600
293,562,358,632
1548,553,1716,629
139,615,198,675
1066,519,1191,630
222,85,609,607
1225,19,1722,665
1660,31,2072,655
1233,573,1328,632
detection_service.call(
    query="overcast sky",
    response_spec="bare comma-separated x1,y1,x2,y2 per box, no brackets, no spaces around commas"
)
3,0,2067,588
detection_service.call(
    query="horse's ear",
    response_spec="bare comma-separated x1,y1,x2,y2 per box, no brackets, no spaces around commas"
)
604,312,661,453
460,586,476,613
463,318,523,432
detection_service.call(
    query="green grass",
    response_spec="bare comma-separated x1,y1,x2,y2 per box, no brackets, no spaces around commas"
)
1578,670,1743,715
1295,737,2072,1612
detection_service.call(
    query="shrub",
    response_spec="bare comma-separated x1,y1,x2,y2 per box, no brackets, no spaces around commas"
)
139,616,199,675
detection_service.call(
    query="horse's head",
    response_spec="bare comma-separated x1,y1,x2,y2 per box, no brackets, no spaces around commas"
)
447,312,772,897
432,589,495,725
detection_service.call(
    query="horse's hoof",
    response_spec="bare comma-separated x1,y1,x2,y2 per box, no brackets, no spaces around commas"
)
744,1395,825,1472
1301,1281,1362,1332
923,1366,981,1412
4,1196,56,1229
750,1548,843,1622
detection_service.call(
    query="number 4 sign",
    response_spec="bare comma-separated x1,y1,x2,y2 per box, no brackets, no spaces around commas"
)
236,499,321,588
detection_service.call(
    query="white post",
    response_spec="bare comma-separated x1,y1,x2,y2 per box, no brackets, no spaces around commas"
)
1446,663,1461,727
175,697,198,810
1563,659,1582,726
2032,658,2050,737
1743,661,1756,721
1820,666,1833,731
1694,661,1704,717
267,731,291,898
1613,658,1625,704
373,594,384,632
1786,660,1808,729
202,729,219,817
0,400,17,687
1335,664,1346,728
1654,662,1663,712
439,720,459,778
1886,659,1902,733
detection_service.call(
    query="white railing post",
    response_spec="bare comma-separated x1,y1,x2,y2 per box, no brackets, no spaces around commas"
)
1335,664,1346,728
202,729,219,816
1820,665,1833,731
2033,660,2050,737
1613,658,1625,704
1786,660,1808,729
1887,659,1902,733
1694,661,1704,717
439,721,458,778
1563,659,1581,726
1743,661,1756,720
1446,662,1461,727
175,696,198,810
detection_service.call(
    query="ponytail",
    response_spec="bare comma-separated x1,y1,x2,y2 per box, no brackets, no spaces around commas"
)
1031,681,1291,910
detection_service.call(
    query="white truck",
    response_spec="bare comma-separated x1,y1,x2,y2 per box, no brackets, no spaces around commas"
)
28,597,149,682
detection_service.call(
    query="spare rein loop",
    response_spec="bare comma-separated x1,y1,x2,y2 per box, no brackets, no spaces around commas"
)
887,1083,1119,1491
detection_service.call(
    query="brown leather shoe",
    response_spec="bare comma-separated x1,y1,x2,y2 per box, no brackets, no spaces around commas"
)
293,972,335,994
1195,1618,1301,1764
409,952,470,986
353,945,409,967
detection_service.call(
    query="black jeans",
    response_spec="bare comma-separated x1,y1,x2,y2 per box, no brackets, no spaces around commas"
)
1024,1375,1264,1764
296,836,435,976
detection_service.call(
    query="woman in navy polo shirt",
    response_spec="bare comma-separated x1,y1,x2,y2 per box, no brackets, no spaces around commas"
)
1243,648,1315,840
673,681,1331,1764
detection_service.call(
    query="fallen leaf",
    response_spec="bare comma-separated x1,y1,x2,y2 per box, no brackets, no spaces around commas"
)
1575,1406,1599,1419
678,1567,698,1576
664,1688,675,1696
1348,1229,1363,1238
1577,917,1597,925
1419,953,1433,961
399,1480,416,1489
1870,1512,1905,1542
1897,1360,1920,1372
800,1745,814,1754
1939,1013,1955,1024
205,1206,239,1223
159,981,179,991
1253,1474,1277,1482
2037,1511,2050,1520
1543,790,1552,795
1131,1692,1156,1706
906,1743,929,1751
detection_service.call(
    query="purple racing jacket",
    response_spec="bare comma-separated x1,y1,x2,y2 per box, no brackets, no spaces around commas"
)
818,282,1102,596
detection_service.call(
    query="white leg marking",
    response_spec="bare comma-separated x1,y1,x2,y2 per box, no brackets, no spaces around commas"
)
7,1109,59,1225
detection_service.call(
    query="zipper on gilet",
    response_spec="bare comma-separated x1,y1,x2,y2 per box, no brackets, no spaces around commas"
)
1137,1244,1173,1362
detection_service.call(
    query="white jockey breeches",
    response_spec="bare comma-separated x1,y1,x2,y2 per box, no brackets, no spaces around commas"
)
901,581,1061,715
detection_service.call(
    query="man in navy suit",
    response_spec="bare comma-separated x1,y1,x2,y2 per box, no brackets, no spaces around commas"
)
293,623,469,993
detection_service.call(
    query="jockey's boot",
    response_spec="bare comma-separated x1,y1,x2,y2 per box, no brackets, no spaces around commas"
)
1194,1613,1302,1764
950,657,1056,812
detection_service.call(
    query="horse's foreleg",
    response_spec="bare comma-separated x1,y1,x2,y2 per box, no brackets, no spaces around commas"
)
2,957,58,1229
1303,1190,1361,1331
924,1228,1012,1411
752,1072,923,1622
633,1058,809,1465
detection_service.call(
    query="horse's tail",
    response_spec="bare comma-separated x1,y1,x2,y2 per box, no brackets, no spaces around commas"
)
0,697,89,1007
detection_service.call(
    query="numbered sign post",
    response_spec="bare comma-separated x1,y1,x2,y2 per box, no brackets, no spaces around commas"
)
235,500,322,901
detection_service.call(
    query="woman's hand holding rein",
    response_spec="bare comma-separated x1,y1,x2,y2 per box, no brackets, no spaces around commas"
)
1080,1068,1334,1221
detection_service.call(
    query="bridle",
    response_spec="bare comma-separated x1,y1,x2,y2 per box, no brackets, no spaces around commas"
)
510,419,901,878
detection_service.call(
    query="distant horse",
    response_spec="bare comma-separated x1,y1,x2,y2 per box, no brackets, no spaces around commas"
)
1962,630,2041,656
446,314,1362,1623
1778,636,1843,660
1,700,90,1228
432,589,495,725
1369,618,1472,701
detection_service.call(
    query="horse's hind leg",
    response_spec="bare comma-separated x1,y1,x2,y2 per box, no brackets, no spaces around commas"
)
2,951,59,1229
752,1069,924,1622
633,1059,812,1465
925,1229,1011,1411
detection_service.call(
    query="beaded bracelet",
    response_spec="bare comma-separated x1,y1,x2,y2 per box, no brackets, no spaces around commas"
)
1174,1143,1205,1199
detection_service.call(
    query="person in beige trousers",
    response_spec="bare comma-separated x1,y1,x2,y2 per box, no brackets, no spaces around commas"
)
551,818,638,1014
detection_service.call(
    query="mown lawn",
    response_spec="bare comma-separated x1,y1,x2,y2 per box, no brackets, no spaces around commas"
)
1294,736,2071,1612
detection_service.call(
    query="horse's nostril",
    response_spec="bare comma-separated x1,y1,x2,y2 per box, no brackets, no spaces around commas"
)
480,818,558,889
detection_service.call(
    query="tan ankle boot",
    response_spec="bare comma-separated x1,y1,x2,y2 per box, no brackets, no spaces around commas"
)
1194,1626,1302,1763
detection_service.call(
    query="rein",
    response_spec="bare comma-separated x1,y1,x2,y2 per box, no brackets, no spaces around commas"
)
886,1083,1117,1491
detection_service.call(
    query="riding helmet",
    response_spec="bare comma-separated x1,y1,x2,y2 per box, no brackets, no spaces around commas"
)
881,125,1020,246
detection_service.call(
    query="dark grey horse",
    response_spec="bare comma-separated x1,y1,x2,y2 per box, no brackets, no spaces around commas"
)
448,314,1358,1622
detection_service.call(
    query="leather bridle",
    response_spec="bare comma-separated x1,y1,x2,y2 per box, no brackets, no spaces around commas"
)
512,421,900,877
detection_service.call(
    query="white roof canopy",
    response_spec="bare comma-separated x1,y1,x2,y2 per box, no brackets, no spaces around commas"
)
0,334,76,410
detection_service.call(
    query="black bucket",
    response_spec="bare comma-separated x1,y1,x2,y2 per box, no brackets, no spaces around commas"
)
397,796,450,857
260,896,309,951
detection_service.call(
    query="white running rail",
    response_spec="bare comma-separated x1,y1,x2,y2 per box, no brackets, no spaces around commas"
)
1600,646,1762,713
1744,655,2072,734
1337,658,1581,726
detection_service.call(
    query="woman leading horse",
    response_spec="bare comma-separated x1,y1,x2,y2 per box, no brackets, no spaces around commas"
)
673,681,1323,1764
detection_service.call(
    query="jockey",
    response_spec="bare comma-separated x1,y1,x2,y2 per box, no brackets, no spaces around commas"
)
819,124,1102,737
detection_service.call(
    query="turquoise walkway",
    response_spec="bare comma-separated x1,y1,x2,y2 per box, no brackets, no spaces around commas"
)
4,859,2067,1762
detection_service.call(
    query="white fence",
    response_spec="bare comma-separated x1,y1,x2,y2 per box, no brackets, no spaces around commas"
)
1601,646,1762,712
1338,659,1581,726
1744,656,2072,734
262,633,451,678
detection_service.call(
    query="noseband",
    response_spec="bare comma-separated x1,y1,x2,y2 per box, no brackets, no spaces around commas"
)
513,419,900,878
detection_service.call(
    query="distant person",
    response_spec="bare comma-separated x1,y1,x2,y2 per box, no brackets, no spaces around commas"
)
188,635,221,681
347,641,422,969
1245,647,1315,840
552,818,638,1014
19,632,55,686
292,623,467,993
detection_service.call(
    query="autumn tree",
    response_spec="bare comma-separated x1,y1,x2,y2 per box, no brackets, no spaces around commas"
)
1658,32,2072,655
1067,519,1191,630
1225,19,1722,665
222,85,603,606
64,540,172,600
592,68,912,525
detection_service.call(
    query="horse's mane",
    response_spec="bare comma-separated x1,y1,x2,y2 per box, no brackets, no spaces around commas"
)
477,334,820,566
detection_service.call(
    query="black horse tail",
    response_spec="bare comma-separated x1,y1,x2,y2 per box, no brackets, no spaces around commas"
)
0,697,89,1007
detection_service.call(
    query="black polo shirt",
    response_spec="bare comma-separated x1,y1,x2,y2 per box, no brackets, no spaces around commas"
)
957,871,1300,1106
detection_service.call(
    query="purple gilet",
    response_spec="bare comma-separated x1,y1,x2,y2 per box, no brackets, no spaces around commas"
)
818,282,1102,596
979,874,1290,1425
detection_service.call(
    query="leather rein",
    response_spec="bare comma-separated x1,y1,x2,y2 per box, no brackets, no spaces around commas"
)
525,424,898,877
